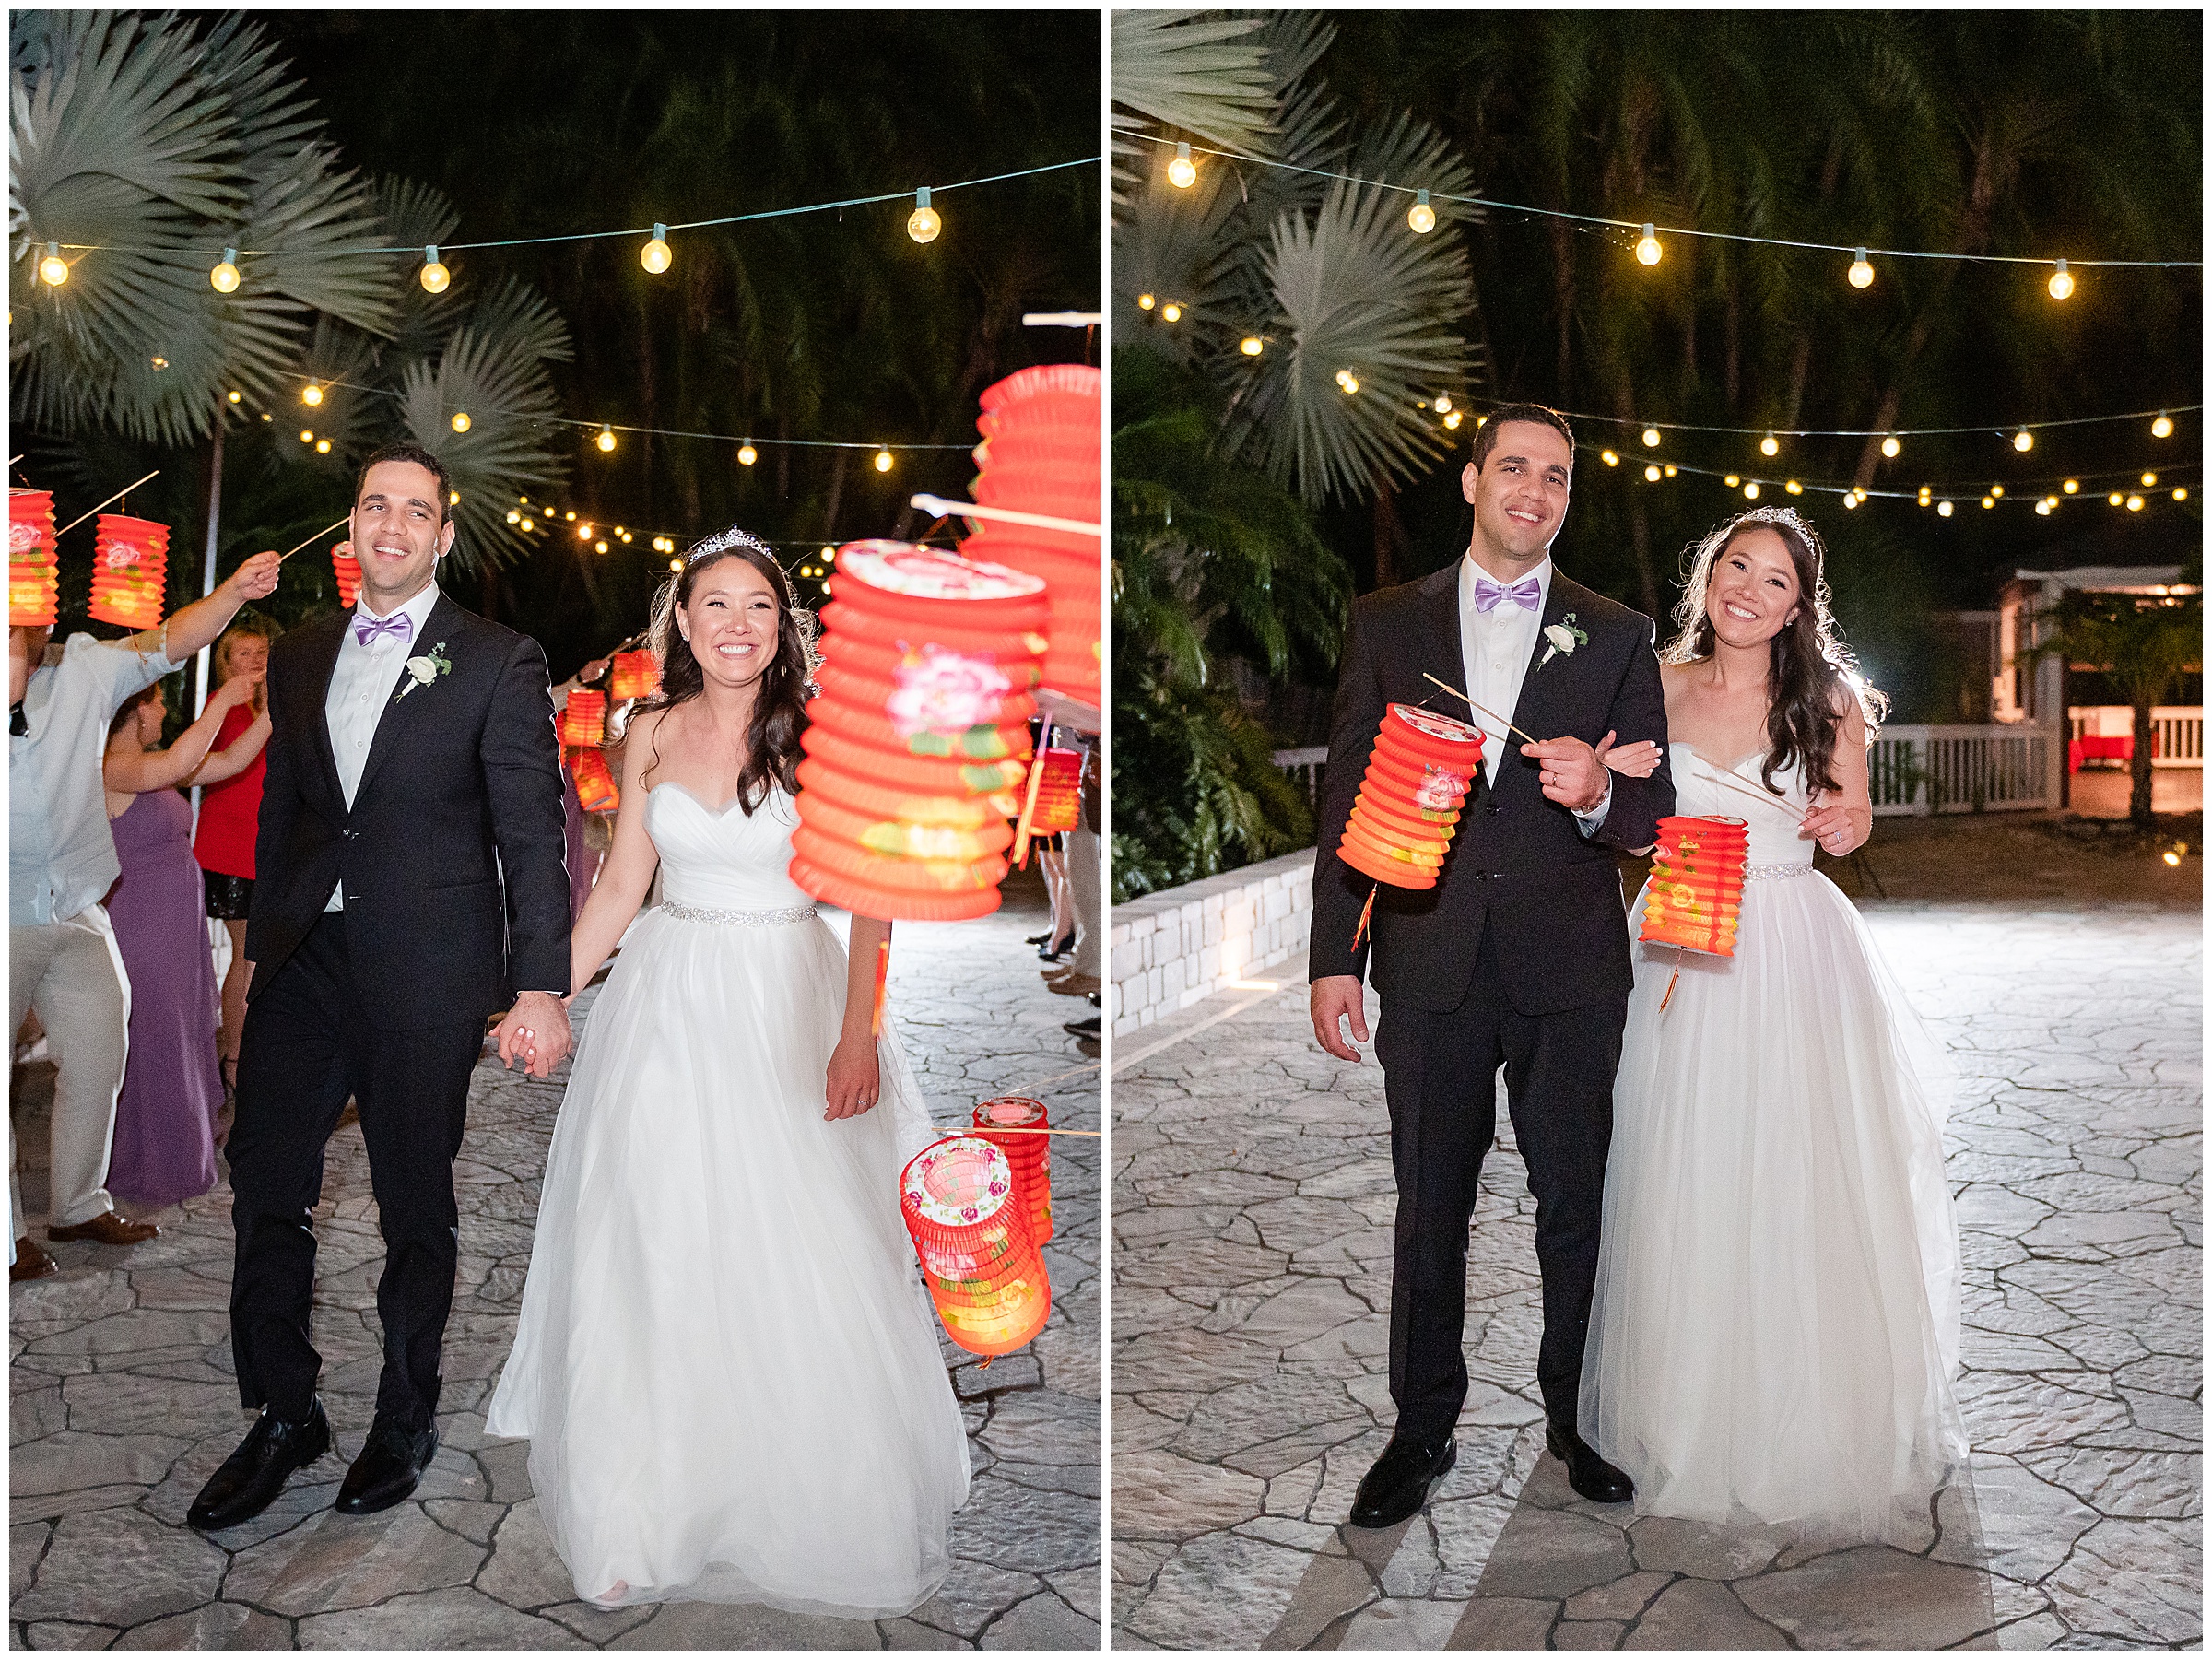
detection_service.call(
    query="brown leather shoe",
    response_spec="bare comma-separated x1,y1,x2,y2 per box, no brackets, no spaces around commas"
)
11,1236,57,1280
48,1209,159,1246
1048,972,1101,999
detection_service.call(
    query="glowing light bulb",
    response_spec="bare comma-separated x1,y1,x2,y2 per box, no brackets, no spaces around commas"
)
211,249,240,293
315,439,331,453
1990,485,2003,498
1642,427,1661,447
1842,491,1859,509
669,559,683,572
1937,500,1953,517
1442,411,1462,430
2036,500,2052,515
506,509,520,524
1645,465,1661,482
1240,336,1264,357
420,245,449,293
737,442,758,466
1724,474,1740,487
1136,293,1155,311
2063,478,2078,494
1602,450,1620,467
2108,492,2124,506
2014,429,2033,453
2047,259,2073,300
1634,223,1662,265
1743,482,1760,500
1338,372,1359,394
596,425,616,453
2174,488,2189,501
2142,472,2157,488
1168,143,1196,190
37,243,67,286
1407,189,1435,234
300,429,313,443
874,449,893,473
1854,488,1868,503
302,381,324,406
1881,435,1900,459
1917,487,1932,506
2126,495,2144,512
2164,849,2183,867
1161,301,1182,323
1981,496,1995,509
578,523,593,540
1664,465,1677,477
227,390,241,404
1848,248,1874,288
148,356,168,370
451,411,470,433
907,189,940,244
641,224,671,274
1760,434,1780,458
565,512,576,522
1785,480,1803,495
595,541,608,553
2152,413,2173,439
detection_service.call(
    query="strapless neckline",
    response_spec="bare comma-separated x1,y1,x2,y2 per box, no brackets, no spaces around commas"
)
652,781,747,818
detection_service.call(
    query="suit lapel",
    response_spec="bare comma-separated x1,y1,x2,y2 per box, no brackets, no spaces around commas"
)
354,591,457,807
1414,564,1466,714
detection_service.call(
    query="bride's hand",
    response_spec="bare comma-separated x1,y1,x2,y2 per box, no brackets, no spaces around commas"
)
1599,732,1664,779
825,1030,881,1120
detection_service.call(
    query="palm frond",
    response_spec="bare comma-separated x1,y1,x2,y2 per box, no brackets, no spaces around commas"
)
394,324,570,574
1110,10,1277,196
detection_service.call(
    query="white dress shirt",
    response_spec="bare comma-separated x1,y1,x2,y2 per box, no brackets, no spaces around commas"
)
1455,554,1609,832
323,581,444,911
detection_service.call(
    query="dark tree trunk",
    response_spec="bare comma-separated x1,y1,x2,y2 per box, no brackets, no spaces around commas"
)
1550,218,1577,394
1371,472,1407,592
2130,698,2157,827
823,446,849,543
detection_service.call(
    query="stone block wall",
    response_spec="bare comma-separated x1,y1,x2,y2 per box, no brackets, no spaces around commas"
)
1109,849,1314,1038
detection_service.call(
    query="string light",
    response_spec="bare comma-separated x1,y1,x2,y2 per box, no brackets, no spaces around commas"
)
595,540,608,553
596,425,617,453
1168,142,1197,189
1408,189,1435,234
2142,472,2158,487
149,356,168,370
1240,336,1264,356
1644,464,1661,482
315,439,331,454
1743,481,1760,500
1136,293,1156,310
669,558,683,571
577,523,593,540
1641,427,1661,447
1434,395,1453,414
2175,488,2190,501
301,381,324,406
2014,429,2034,452
2108,492,2124,506
641,224,673,275
874,449,894,473
738,442,758,465
451,412,471,432
1882,436,1901,459
1160,301,1182,323
1938,500,1954,516
210,249,240,293
1760,434,1780,457
521,517,535,532
1981,495,1995,509
1989,485,2003,498
1842,491,1859,509
2153,412,2174,438
1337,371,1359,394
1443,410,1463,430
1724,474,1740,487
2048,259,2074,300
1918,486,1933,506
1635,223,1662,266
420,245,449,293
907,188,940,244
2064,478,2079,493
2127,494,2145,511
227,390,241,404
300,429,313,442
506,509,520,524
565,511,576,521
1602,450,1621,466
1785,479,1803,495
38,243,67,286
1848,248,1875,288
1664,464,1677,477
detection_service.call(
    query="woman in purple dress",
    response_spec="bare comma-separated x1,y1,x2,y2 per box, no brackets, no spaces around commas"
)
100,674,269,1208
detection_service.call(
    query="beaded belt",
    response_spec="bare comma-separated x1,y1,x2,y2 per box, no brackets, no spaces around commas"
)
660,900,818,925
1743,862,1814,881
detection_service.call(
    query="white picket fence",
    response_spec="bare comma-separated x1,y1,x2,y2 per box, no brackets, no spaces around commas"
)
2069,706,2205,769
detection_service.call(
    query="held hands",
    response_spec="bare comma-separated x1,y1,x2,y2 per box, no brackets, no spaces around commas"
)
1598,733,1664,780
1799,799,1869,858
825,1029,881,1120
1311,974,1369,1063
227,550,281,604
496,990,574,1080
1520,733,1616,813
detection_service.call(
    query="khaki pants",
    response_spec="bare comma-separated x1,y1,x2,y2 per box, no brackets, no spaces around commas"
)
1068,820,1103,978
10,911,130,1239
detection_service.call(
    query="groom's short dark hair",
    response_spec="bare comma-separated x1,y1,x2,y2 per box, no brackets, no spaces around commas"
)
1471,403,1576,474
355,441,454,525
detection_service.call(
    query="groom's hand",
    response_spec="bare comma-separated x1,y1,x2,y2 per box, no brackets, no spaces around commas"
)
1312,975,1370,1063
496,991,573,1079
1522,735,1611,814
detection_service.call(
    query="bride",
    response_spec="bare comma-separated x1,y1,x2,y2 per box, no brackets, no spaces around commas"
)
486,527,970,1614
1579,505,1965,1546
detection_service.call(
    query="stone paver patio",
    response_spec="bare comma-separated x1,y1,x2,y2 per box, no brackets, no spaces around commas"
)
11,867,1100,1650
1112,838,2199,1650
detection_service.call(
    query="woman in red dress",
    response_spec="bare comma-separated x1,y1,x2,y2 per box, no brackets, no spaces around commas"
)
191,621,276,1101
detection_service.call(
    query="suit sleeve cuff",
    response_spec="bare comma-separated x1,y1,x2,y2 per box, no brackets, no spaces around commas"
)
1573,777,1613,835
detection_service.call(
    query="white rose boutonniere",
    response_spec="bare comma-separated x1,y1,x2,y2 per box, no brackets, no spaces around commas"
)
396,642,453,700
1539,613,1589,668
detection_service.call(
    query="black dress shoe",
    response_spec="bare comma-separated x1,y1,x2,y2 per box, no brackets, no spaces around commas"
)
1547,1421,1634,1504
187,1399,331,1531
1038,931,1075,961
336,1415,438,1515
1348,1432,1456,1528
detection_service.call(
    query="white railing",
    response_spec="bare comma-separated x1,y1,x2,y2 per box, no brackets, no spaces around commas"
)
2068,706,2204,769
1272,746,1328,802
1869,724,2056,815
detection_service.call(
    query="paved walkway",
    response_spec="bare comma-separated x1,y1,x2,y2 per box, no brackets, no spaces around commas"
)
1112,863,2199,1649
11,869,1100,1650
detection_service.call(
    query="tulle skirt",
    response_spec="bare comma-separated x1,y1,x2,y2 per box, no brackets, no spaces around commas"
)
486,907,970,1615
1579,867,1966,1547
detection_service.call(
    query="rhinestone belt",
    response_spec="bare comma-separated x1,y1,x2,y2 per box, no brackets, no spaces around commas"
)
660,901,818,926
1743,862,1814,881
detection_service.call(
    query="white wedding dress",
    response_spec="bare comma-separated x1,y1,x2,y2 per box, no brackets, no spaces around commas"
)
486,783,970,1615
1580,744,1966,1546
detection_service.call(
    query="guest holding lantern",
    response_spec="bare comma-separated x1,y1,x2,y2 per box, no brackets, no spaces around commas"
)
191,618,277,1105
487,526,967,1616
1581,505,1963,1547
103,673,268,1207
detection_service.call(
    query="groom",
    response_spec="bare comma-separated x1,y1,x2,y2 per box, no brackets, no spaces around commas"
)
190,442,574,1531
1309,405,1674,1525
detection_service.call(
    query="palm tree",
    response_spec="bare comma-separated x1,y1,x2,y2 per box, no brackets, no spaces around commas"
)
2041,592,2203,828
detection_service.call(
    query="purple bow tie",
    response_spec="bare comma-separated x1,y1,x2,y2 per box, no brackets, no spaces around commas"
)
1475,573,1541,615
354,611,414,648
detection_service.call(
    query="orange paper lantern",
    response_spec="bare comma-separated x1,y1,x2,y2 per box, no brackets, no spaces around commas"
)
1638,816,1747,956
8,489,59,628
1336,705,1486,889
971,1095,1053,1246
569,746,619,814
331,542,362,610
900,1136,1051,1357
609,649,660,700
88,514,169,630
561,688,607,748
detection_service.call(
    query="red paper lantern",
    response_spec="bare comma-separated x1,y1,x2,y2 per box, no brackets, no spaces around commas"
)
1638,817,1747,956
8,489,59,628
900,1136,1051,1357
971,1095,1052,1246
561,688,607,748
88,514,169,630
790,542,1047,922
1020,748,1083,836
609,649,661,700
1336,705,1487,889
570,746,619,814
331,542,362,610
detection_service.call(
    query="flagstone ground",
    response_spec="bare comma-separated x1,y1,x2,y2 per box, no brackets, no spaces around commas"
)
11,867,1101,1650
1112,823,2199,1650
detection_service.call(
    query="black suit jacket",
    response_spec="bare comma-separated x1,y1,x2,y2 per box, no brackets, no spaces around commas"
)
245,591,571,1030
1308,562,1675,1016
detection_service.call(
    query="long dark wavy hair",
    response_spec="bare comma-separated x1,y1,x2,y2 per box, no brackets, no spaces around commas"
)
639,527,813,814
1661,506,1888,798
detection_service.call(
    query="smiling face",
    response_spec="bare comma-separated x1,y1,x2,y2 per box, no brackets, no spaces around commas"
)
676,554,782,691
1462,419,1573,573
219,632,268,687
1703,525,1804,648
350,460,454,614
